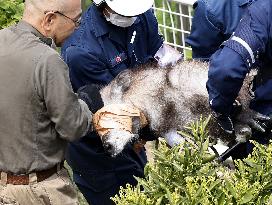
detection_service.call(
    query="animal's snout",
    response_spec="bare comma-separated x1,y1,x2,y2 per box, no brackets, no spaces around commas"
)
103,142,116,157
101,130,138,157
102,133,117,157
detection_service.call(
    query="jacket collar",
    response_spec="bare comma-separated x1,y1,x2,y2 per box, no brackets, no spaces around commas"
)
16,21,56,49
88,4,140,38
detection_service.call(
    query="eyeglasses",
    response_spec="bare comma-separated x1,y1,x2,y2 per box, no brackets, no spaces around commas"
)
44,11,81,27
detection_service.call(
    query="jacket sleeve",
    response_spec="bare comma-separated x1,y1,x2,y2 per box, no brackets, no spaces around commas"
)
185,0,223,60
63,46,113,91
144,10,164,57
34,51,92,142
207,47,247,115
207,0,270,115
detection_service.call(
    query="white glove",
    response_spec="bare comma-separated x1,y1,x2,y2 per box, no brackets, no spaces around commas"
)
164,130,185,147
154,43,183,67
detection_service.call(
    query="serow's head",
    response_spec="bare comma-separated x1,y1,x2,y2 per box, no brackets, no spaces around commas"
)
101,130,138,157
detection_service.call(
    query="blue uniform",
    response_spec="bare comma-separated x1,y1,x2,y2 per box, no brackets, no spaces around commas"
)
207,0,272,155
186,0,255,61
61,4,163,205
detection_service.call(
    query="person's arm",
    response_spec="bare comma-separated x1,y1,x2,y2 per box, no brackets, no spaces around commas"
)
207,0,270,115
207,47,248,115
144,9,164,57
35,52,92,141
185,0,224,60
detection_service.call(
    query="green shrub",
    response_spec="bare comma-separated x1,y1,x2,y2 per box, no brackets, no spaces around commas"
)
0,0,24,29
112,117,272,205
82,0,92,10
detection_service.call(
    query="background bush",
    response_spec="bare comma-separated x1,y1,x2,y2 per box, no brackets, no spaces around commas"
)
112,117,272,205
0,0,93,29
0,0,24,29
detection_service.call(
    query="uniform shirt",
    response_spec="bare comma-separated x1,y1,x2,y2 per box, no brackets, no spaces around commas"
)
62,6,163,88
186,0,256,60
207,0,272,116
0,21,91,174
61,5,163,192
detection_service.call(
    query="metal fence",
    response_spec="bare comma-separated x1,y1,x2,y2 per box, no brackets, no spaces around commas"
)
153,0,196,59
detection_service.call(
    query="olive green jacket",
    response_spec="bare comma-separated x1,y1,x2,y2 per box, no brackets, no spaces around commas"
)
0,21,92,174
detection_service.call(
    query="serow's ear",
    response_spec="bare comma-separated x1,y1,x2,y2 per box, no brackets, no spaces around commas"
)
112,69,132,93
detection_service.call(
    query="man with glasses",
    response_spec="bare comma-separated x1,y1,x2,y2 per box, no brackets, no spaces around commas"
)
45,10,81,28
0,0,132,204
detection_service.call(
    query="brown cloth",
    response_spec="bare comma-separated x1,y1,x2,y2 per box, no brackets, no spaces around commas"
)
93,104,148,138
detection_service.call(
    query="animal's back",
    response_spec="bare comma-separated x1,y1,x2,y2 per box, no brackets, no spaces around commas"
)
100,60,255,156
101,61,210,133
165,61,210,128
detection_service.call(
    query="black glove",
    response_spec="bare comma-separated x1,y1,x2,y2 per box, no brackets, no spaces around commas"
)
247,111,272,133
77,84,104,113
212,100,242,134
213,112,234,134
230,99,242,118
138,124,159,141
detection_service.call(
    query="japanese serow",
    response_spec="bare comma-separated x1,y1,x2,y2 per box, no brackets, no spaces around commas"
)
100,61,254,156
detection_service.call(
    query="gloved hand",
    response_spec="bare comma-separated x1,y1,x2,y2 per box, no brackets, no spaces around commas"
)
230,99,242,118
212,100,242,134
247,111,272,133
133,139,147,154
212,112,234,134
77,84,104,113
138,124,159,141
133,124,158,154
154,43,183,67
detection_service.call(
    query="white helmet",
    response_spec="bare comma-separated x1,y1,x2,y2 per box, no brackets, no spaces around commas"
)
93,0,154,17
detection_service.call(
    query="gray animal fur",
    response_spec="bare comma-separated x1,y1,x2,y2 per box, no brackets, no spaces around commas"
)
100,60,255,156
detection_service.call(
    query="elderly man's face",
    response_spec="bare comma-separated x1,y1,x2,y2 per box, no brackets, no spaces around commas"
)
44,0,82,46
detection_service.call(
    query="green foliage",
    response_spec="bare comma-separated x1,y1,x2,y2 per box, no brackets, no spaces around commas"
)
0,0,91,29
0,0,93,29
0,0,24,29
82,0,92,10
112,117,272,205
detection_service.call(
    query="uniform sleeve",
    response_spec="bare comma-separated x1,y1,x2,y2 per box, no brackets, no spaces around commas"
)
207,1,270,115
207,47,247,114
63,46,113,91
185,0,223,60
144,10,164,57
34,52,92,141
